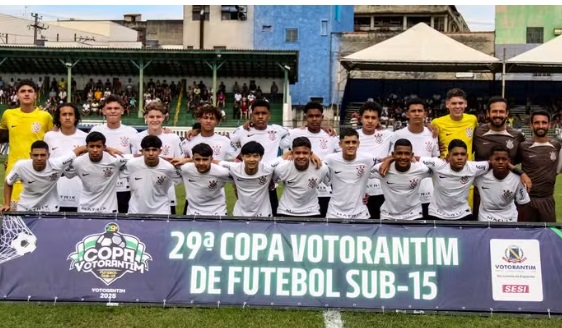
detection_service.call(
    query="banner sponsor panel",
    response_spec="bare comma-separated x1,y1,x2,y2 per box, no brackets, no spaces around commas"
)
1,215,561,313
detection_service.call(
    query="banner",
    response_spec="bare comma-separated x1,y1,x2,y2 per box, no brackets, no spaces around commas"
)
1,214,562,313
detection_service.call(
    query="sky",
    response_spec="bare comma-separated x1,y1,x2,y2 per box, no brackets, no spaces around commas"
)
0,5,495,31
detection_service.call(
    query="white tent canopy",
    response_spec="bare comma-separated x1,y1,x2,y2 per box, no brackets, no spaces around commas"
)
506,35,562,73
341,23,501,72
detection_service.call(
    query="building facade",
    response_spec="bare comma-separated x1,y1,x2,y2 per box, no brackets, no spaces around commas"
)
495,5,562,80
353,5,469,33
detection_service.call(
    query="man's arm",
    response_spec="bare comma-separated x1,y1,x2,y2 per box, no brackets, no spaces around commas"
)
1,181,13,212
0,129,8,144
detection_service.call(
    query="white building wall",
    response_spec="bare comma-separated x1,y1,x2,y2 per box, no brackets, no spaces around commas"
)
183,5,254,49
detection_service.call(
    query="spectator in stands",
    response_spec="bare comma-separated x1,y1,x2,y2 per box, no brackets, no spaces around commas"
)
104,79,112,91
219,81,226,93
232,81,240,94
270,82,278,102
59,78,67,92
59,88,67,103
255,86,263,99
242,82,249,95
217,90,226,109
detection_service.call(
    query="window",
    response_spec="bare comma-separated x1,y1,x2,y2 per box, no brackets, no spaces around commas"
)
192,5,210,21
321,20,328,36
354,16,371,31
434,16,445,32
526,27,544,44
262,25,272,32
285,28,298,42
213,46,227,50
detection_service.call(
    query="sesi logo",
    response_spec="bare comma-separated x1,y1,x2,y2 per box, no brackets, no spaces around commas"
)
502,285,529,293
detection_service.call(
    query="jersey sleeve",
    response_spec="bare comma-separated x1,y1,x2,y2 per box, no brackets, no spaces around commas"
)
278,126,291,150
272,160,291,182
172,135,184,157
180,139,191,158
469,161,490,177
515,181,531,205
131,135,142,154
420,157,441,168
431,137,440,157
5,161,21,185
371,163,383,180
50,152,77,170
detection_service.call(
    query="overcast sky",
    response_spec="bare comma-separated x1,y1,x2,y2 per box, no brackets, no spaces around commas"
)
0,5,495,31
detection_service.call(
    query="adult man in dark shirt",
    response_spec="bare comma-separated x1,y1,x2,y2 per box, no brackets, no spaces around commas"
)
472,96,525,219
517,110,561,222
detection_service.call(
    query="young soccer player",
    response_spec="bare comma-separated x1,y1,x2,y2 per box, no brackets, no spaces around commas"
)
64,132,129,213
274,136,329,217
90,94,138,213
356,101,393,220
124,135,182,215
373,138,431,220
421,139,489,221
475,144,530,222
132,101,183,214
323,128,376,219
218,141,283,217
43,103,87,212
173,142,232,216
2,140,86,212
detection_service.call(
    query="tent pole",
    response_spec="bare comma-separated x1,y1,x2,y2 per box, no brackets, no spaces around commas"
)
501,48,506,98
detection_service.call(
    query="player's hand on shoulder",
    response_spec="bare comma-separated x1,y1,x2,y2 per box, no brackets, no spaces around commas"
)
163,127,173,134
170,157,192,166
243,120,252,131
281,150,293,160
310,153,322,169
185,129,199,141
426,123,439,138
106,147,124,158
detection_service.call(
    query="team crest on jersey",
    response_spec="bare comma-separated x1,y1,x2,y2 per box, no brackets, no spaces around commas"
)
156,176,166,185
320,139,328,150
103,167,114,177
268,130,277,141
258,176,268,185
49,173,58,181
31,122,41,133
505,139,514,149
465,127,473,138
374,133,383,144
425,141,434,153
119,136,129,147
502,189,514,201
460,176,469,184
409,178,420,189
308,178,318,189
209,180,218,190
212,145,222,156
356,165,365,177
161,145,170,156
550,151,557,161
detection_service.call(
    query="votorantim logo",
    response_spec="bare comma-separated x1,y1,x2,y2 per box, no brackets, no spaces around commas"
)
67,222,152,286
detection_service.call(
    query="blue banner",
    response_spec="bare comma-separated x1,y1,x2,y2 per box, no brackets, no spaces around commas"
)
0,214,561,313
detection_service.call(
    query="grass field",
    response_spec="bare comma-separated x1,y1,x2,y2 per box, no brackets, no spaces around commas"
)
1,156,562,327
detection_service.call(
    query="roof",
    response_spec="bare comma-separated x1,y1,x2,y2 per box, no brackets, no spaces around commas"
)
506,35,562,73
0,47,299,82
340,23,500,72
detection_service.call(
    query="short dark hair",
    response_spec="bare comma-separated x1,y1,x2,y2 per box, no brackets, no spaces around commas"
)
340,127,359,140
102,94,125,109
252,99,270,111
490,144,509,157
54,103,81,128
531,110,551,123
16,79,38,93
241,141,265,156
448,139,467,152
86,131,106,145
197,105,222,120
406,98,425,111
292,136,312,150
393,138,412,151
487,96,508,111
446,88,466,100
304,102,324,114
141,135,162,149
31,140,49,152
359,101,382,117
192,143,213,157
